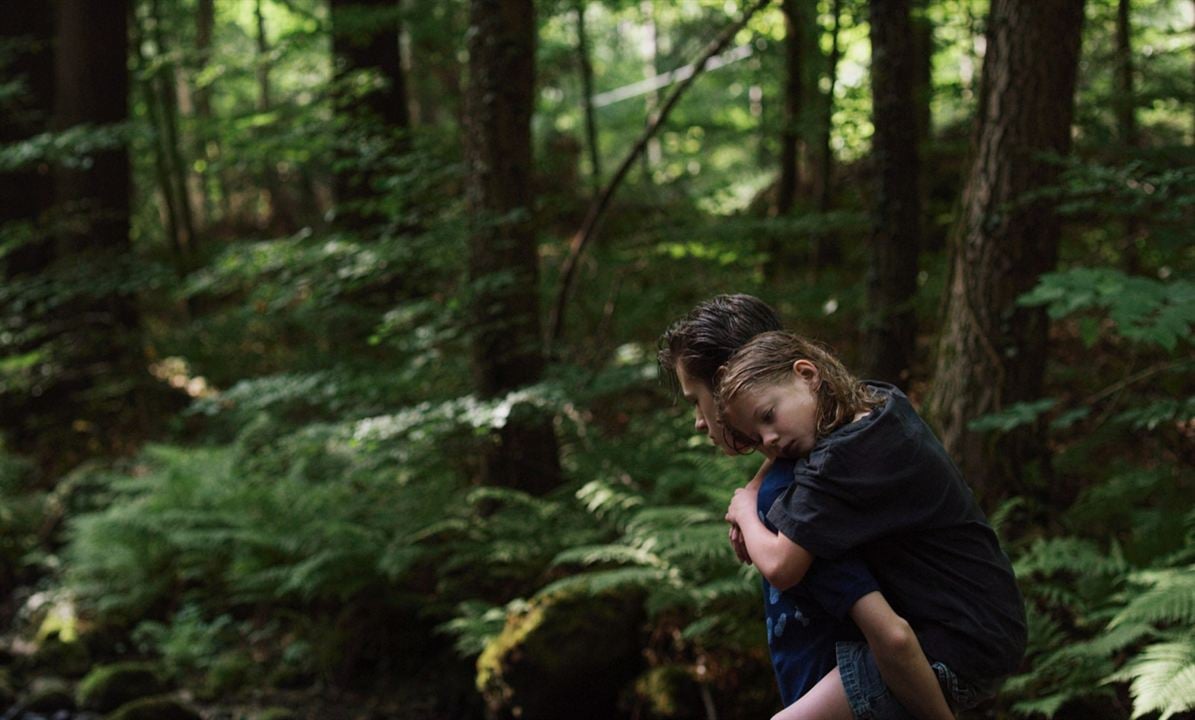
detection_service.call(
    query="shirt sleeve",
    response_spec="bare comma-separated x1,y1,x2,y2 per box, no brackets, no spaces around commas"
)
765,430,956,559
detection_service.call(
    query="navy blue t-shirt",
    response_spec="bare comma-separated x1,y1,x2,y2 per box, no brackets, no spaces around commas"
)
758,459,878,705
765,383,1027,681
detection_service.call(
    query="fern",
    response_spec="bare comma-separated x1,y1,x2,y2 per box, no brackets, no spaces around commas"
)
1111,566,1195,629
1107,634,1195,720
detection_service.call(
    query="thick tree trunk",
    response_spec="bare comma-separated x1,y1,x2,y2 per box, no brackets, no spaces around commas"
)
0,1,55,279
150,0,196,266
192,0,218,226
862,0,921,387
775,0,802,217
330,0,411,226
928,0,1085,503
465,0,561,494
50,0,148,465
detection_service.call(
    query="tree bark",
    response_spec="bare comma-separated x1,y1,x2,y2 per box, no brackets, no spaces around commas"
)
862,0,921,387
576,0,601,192
465,0,561,494
0,0,55,279
253,0,296,231
928,0,1086,503
814,0,842,268
50,0,148,465
1115,0,1141,273
775,0,802,217
330,0,411,226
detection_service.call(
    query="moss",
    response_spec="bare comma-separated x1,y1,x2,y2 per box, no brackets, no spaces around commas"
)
633,665,701,719
256,708,300,720
106,695,202,720
476,588,646,720
18,678,75,714
77,661,167,712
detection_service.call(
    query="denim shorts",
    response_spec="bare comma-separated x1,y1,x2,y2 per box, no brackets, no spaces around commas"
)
836,640,1001,719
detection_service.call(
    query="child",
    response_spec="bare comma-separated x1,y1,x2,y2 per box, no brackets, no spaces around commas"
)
717,331,1027,718
659,295,954,719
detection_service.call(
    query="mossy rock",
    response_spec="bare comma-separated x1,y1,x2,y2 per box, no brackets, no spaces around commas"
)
31,635,92,677
106,695,202,720
256,708,299,720
77,661,168,712
632,665,703,719
476,588,646,720
17,677,76,714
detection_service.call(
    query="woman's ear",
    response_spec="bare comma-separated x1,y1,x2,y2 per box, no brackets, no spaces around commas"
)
792,359,820,389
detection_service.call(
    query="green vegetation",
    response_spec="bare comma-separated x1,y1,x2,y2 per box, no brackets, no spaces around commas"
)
1,0,1191,717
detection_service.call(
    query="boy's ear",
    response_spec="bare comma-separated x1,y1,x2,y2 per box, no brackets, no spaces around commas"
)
792,359,820,388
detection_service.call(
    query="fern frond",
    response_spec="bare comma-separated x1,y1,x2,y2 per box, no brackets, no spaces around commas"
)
552,544,667,569
535,567,673,599
1112,566,1195,628
576,479,645,529
1107,635,1195,720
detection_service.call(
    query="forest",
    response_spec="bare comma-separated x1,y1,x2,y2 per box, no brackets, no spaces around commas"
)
0,0,1192,718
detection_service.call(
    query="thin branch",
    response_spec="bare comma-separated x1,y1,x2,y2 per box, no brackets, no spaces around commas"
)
548,0,774,349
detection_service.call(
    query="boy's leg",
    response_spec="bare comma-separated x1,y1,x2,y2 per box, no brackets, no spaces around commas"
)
770,667,854,720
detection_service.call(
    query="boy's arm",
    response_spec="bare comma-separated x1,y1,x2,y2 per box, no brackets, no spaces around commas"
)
725,483,813,590
728,458,775,564
851,592,955,720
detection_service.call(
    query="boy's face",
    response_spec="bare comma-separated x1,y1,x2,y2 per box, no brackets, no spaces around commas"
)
722,360,820,460
676,362,736,456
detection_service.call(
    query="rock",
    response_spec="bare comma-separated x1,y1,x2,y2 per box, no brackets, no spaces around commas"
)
29,636,90,678
632,665,703,719
255,708,299,720
105,696,202,720
476,588,645,720
76,662,168,712
14,677,75,715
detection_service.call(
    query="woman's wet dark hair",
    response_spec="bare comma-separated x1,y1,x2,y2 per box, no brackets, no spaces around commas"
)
657,294,782,393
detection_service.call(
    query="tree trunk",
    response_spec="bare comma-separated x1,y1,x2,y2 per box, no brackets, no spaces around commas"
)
150,0,196,266
862,0,921,387
576,0,601,192
0,0,55,279
465,0,561,494
812,0,842,269
192,0,218,227
1115,0,1141,274
253,0,296,232
928,0,1086,503
775,0,802,217
50,0,148,465
330,0,411,227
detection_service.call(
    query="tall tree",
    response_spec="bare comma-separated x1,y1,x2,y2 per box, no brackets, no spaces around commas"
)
1115,0,1141,273
575,0,601,192
330,0,411,225
465,0,561,494
928,0,1086,502
862,0,921,387
775,0,803,218
253,0,296,231
814,0,842,268
50,0,148,464
0,1,54,279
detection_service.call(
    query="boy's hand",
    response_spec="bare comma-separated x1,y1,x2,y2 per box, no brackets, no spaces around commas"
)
729,523,752,564
725,484,759,527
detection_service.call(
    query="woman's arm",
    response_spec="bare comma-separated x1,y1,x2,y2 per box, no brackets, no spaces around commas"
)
850,592,955,720
726,483,813,590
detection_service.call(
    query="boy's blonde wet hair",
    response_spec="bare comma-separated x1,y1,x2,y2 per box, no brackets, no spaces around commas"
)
715,331,882,453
